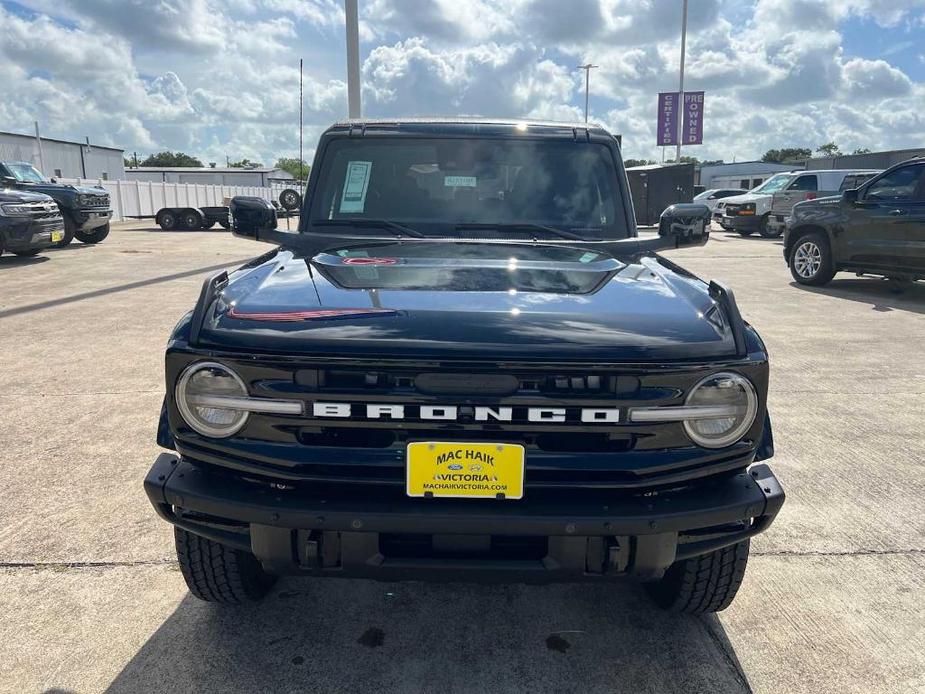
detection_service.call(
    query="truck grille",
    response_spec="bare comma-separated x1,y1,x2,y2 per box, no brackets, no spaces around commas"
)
172,357,765,493
81,193,109,208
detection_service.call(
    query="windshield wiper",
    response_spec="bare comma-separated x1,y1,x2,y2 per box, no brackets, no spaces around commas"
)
454,223,601,242
312,219,424,238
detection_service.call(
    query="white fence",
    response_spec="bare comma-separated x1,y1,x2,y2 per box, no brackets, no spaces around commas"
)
58,178,298,221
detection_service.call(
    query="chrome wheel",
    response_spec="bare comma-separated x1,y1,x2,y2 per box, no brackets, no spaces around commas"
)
793,241,822,278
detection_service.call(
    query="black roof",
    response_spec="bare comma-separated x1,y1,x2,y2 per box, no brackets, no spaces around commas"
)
325,117,615,139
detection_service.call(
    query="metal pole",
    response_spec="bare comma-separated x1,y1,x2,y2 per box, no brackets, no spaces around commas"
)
299,58,304,184
576,64,598,123
34,121,46,174
675,0,688,163
345,0,361,118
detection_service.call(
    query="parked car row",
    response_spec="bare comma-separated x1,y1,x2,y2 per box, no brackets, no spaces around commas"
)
714,168,881,239
0,160,112,258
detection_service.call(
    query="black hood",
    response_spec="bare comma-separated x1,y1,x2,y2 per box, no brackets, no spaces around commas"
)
195,242,737,362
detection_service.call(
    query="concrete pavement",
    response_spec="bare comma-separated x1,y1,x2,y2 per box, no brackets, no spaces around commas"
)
0,221,922,693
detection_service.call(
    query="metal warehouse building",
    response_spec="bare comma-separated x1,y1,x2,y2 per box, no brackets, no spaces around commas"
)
0,130,125,180
125,167,294,187
806,147,925,170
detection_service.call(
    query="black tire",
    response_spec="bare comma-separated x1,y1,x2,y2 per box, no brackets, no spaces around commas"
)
758,214,780,238
201,220,217,229
52,217,76,248
158,210,178,230
645,540,750,614
75,223,110,244
11,248,41,257
279,188,302,211
218,220,231,230
175,528,277,604
182,210,203,230
789,230,836,286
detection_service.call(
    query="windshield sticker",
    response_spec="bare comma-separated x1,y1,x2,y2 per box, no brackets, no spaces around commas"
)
339,161,372,213
444,175,477,188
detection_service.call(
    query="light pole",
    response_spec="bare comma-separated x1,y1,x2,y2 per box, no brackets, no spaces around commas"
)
675,0,688,163
576,63,598,123
345,0,361,118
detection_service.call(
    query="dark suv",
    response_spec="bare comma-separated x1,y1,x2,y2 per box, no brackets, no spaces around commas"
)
0,161,112,247
785,158,925,285
145,119,784,614
0,188,65,257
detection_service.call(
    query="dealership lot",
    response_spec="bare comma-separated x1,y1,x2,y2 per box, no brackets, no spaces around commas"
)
0,222,922,693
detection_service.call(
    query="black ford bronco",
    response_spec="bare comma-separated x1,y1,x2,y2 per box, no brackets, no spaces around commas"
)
145,119,784,613
0,161,112,247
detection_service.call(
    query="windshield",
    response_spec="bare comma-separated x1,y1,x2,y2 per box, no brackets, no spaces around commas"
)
309,137,628,239
4,163,48,183
752,174,794,194
693,190,715,200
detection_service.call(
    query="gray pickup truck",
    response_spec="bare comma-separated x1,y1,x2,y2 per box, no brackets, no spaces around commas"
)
767,169,880,237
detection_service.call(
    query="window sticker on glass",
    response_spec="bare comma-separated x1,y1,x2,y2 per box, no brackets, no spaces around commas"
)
444,175,477,188
340,161,372,213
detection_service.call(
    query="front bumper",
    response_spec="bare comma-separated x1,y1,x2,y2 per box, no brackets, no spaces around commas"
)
145,453,785,582
0,218,64,252
74,208,112,230
721,213,761,231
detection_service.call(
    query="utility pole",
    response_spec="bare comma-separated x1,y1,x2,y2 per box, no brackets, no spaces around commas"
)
33,121,46,174
675,0,689,163
299,58,304,183
345,0,361,118
576,63,598,123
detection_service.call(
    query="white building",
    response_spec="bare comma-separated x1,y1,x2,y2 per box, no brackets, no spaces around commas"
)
0,130,125,180
125,166,294,187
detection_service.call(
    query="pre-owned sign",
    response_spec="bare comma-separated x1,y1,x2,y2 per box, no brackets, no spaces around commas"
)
656,91,705,146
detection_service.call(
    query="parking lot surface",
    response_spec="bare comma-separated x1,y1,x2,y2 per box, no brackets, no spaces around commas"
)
1,221,923,693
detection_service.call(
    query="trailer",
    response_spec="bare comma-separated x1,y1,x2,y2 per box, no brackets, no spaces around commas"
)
155,206,231,230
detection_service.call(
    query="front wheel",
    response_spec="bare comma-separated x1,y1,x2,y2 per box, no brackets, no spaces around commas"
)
758,215,781,238
645,540,750,614
11,248,41,257
175,528,277,604
789,231,836,286
75,223,110,244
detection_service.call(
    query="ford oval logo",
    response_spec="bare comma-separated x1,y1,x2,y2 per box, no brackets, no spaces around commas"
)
448,464,463,471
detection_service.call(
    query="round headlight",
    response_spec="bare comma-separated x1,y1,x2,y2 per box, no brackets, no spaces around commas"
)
176,362,249,438
683,372,757,448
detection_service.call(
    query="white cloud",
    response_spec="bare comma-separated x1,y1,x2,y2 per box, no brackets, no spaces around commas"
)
0,0,923,166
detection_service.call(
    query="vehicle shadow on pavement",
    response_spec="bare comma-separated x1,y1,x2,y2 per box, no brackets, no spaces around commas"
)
0,254,51,267
791,278,925,315
104,579,751,694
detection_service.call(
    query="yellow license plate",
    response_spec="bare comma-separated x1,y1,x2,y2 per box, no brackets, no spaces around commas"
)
51,230,64,243
406,442,525,499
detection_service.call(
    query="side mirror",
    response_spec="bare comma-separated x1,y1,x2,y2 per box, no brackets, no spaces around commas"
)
842,188,860,204
1,175,18,187
657,203,711,249
230,196,279,241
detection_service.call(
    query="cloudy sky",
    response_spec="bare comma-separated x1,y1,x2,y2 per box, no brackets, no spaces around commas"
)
1,0,923,166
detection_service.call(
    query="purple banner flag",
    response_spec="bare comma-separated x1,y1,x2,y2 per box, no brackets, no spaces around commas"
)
683,91,705,145
657,92,678,146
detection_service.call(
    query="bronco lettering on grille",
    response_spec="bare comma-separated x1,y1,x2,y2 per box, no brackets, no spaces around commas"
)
310,402,620,423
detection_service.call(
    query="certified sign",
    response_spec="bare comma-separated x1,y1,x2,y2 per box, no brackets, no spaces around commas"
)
657,91,705,146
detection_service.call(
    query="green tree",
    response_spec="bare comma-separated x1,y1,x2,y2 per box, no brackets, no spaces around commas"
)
228,158,263,168
701,159,725,166
665,156,700,164
140,151,204,167
761,148,811,163
851,147,871,155
274,157,311,180
815,142,841,157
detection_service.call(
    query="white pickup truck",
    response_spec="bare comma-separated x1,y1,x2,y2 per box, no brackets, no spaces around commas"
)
719,170,879,238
